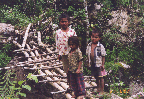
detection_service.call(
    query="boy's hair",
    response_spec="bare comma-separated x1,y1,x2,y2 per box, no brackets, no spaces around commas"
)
91,28,103,38
68,36,79,47
59,13,70,22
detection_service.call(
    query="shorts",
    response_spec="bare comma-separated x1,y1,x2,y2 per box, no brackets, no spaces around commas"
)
91,64,107,77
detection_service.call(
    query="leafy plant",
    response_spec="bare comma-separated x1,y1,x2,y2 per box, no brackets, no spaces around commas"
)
0,51,11,68
0,70,38,99
1,5,32,28
0,43,16,68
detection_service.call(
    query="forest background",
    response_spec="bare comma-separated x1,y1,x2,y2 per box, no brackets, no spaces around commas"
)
0,0,144,98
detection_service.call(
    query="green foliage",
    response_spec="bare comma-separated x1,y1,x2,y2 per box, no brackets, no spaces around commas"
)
22,85,31,91
0,43,16,68
1,5,32,28
0,51,11,68
0,0,143,98
0,70,22,98
27,73,38,83
110,81,130,98
83,55,91,76
43,36,55,45
0,70,38,99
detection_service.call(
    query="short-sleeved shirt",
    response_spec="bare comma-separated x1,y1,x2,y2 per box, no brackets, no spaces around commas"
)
68,48,83,73
86,42,106,67
55,29,77,55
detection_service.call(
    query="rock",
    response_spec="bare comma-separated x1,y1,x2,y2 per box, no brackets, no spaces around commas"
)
108,10,129,33
94,3,101,10
119,62,131,68
0,23,15,36
129,92,144,99
129,81,144,96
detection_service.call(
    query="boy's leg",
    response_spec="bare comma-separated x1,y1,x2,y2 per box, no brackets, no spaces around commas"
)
67,71,71,88
100,77,104,93
69,72,77,97
95,76,100,92
62,55,70,87
76,73,86,97
62,55,69,73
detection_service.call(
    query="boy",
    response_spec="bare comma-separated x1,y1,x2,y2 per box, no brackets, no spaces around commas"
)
55,13,77,87
68,36,86,98
86,28,107,95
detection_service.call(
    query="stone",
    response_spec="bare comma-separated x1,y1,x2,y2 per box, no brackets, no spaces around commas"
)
129,81,144,96
0,23,15,35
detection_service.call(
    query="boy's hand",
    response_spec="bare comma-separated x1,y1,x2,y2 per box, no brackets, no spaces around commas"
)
76,69,80,73
100,65,105,71
67,68,69,73
87,63,91,67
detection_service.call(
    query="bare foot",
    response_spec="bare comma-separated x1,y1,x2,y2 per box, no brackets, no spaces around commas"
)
71,95,76,98
77,95,85,99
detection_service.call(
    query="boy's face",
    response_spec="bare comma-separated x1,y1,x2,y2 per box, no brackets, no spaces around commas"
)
91,33,101,44
59,18,69,30
69,41,78,51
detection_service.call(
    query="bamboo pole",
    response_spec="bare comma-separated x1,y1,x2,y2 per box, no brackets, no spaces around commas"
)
27,43,72,98
33,45,40,58
26,44,69,97
45,70,69,89
0,66,15,70
26,44,37,60
33,74,66,78
13,40,31,61
84,82,95,99
39,79,67,83
45,70,73,99
22,23,32,48
44,70,65,91
0,37,7,39
46,48,53,53
55,66,67,77
37,31,49,47
24,65,63,70
13,48,39,52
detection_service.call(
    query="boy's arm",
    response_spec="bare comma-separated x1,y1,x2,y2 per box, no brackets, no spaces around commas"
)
55,31,61,61
76,61,82,73
55,31,59,52
100,44,106,70
102,56,105,66
100,56,105,71
86,46,90,67
76,49,83,73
